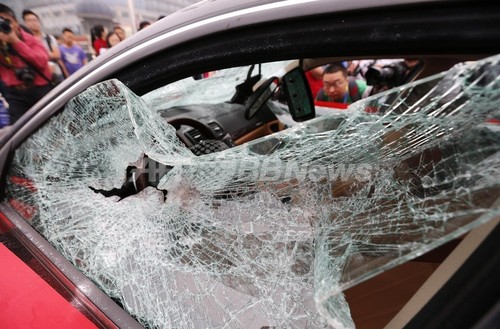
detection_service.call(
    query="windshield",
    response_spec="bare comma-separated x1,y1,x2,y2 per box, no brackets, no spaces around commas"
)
143,61,293,110
4,55,500,328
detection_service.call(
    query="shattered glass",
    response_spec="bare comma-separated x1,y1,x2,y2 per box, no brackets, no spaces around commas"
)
4,55,500,329
143,61,292,111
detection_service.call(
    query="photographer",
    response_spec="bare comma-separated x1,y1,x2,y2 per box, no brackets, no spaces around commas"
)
0,4,52,124
364,59,422,95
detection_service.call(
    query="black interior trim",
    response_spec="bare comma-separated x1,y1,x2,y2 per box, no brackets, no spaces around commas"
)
406,223,500,329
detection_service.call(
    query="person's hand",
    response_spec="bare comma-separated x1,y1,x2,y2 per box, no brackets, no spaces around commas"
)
310,66,324,79
347,61,359,75
0,27,20,44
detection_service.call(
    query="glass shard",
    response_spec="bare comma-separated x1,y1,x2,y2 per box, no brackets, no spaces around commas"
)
5,55,500,328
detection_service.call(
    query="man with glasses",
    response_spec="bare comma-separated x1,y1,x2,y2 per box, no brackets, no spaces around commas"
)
316,62,368,105
0,4,52,124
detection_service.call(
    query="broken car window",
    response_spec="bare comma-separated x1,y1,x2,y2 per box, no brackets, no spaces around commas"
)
4,55,500,328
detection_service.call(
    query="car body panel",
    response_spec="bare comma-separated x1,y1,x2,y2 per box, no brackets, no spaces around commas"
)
0,243,98,329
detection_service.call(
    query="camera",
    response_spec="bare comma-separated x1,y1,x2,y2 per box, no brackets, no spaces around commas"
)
365,61,409,88
14,67,36,84
0,17,12,34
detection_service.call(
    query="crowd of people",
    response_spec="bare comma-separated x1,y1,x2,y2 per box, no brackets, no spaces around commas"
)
0,3,161,128
0,1,418,129
90,24,127,56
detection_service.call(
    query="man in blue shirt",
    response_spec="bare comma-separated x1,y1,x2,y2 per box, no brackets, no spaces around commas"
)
59,28,87,76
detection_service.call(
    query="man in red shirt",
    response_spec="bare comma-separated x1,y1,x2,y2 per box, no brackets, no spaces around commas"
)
0,4,52,124
305,66,324,99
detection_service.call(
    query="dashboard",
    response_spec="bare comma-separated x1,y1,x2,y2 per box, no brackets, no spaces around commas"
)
157,102,283,149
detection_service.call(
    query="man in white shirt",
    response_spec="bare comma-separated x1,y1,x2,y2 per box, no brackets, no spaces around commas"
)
22,9,66,81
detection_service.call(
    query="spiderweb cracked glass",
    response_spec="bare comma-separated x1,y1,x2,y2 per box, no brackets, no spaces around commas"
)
5,55,500,328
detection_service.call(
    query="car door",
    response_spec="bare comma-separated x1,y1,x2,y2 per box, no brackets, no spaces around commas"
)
1,1,499,328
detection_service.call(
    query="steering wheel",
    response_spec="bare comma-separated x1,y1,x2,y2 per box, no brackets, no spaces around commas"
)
167,117,232,156
167,117,219,147
128,118,226,193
